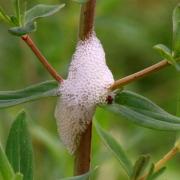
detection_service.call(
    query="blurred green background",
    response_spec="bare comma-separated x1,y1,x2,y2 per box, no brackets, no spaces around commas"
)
0,0,180,179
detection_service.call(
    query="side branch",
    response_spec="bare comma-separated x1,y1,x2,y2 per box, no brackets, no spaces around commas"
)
79,0,96,40
109,60,170,91
21,35,63,82
154,147,179,171
139,146,179,180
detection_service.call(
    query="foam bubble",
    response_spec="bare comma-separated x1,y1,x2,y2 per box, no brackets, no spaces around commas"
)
55,33,114,154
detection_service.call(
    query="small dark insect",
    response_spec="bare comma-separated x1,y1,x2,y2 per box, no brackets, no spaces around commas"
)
106,95,113,104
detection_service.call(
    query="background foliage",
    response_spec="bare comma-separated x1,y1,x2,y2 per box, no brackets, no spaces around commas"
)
0,0,179,179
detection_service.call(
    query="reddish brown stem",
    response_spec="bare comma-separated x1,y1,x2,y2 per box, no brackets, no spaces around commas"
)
139,147,179,180
21,35,63,82
79,0,96,40
74,122,92,175
74,0,96,176
109,60,170,91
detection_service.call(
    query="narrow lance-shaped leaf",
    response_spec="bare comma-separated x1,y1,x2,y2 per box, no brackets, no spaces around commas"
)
9,4,65,36
173,3,180,58
13,0,21,25
147,167,166,180
131,155,150,180
24,4,65,24
0,7,6,21
9,21,37,36
0,144,14,180
175,93,180,151
0,6,12,24
94,120,133,177
10,16,19,26
153,44,173,61
177,93,180,117
0,80,58,109
102,90,180,131
153,44,180,71
146,164,155,179
6,110,33,180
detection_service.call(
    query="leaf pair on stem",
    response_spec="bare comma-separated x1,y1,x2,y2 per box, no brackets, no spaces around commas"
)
0,80,180,131
0,0,65,36
154,4,180,71
94,118,179,180
0,1,180,179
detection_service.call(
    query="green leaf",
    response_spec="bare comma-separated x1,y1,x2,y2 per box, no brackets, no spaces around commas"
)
8,4,65,36
0,80,58,109
24,4,65,24
131,155,150,180
72,0,89,4
60,167,97,180
103,90,180,131
115,90,167,114
173,4,180,58
0,6,12,24
177,93,180,117
94,120,133,177
175,94,180,151
148,167,166,180
146,164,155,179
13,173,23,180
6,110,33,180
153,43,180,70
153,44,173,61
10,16,19,26
0,144,14,180
8,21,37,36
13,0,21,25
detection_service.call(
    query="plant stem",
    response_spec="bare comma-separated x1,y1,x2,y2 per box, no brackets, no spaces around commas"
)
74,0,96,176
79,0,96,40
154,147,179,171
21,35,63,82
139,146,179,180
109,59,170,91
74,122,92,175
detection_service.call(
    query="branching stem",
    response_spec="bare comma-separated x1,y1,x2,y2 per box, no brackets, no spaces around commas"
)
154,147,178,171
109,60,170,91
21,35,63,82
139,146,179,180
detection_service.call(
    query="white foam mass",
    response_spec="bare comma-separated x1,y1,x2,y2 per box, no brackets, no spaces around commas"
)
55,33,114,154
